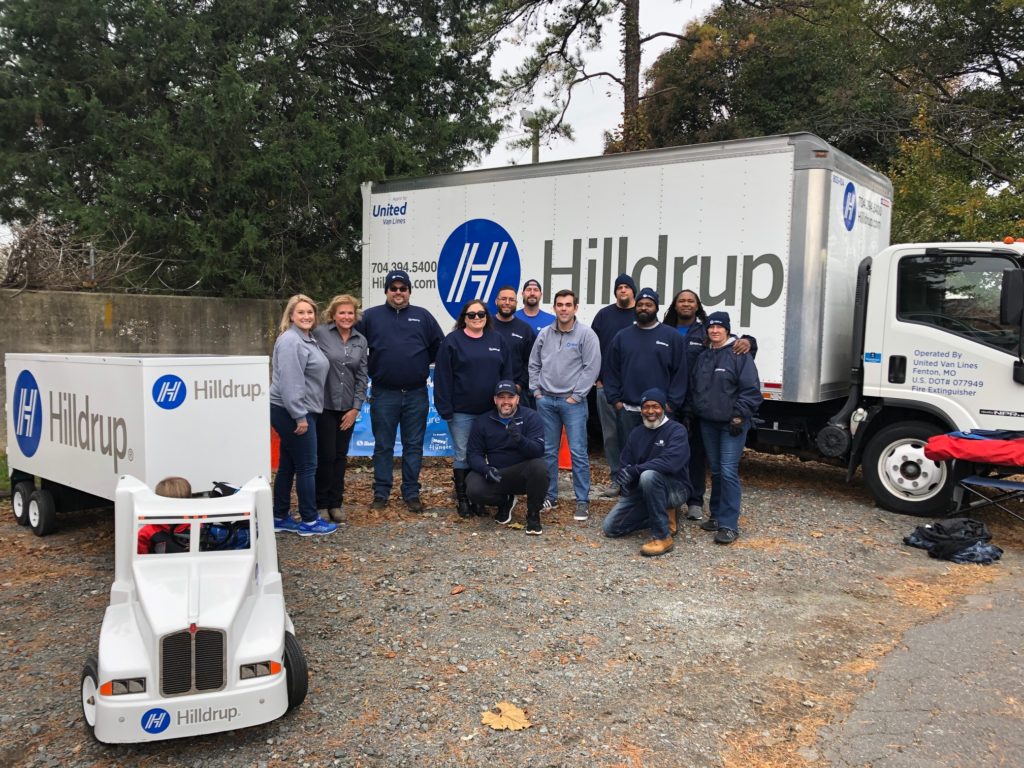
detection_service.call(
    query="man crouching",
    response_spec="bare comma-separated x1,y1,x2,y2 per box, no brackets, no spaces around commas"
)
466,380,549,534
602,388,691,556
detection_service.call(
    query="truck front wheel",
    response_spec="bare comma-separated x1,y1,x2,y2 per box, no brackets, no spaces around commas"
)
862,422,952,517
28,489,57,536
81,656,99,740
284,632,308,711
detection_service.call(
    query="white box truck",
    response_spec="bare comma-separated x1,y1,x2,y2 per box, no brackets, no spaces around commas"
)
6,354,270,535
361,133,1024,516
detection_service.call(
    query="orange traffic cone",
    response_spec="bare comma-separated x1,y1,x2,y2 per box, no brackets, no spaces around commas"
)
558,428,572,470
270,428,280,471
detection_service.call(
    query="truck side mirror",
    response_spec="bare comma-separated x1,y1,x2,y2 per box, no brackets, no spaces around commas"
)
1000,269,1023,325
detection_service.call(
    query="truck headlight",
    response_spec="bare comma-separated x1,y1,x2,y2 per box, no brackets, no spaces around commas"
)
239,661,282,679
100,678,146,695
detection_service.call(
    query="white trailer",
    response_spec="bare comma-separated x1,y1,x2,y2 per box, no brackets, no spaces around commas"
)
361,134,1024,515
6,354,270,535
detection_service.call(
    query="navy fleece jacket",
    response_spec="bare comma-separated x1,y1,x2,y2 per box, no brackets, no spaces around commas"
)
467,405,545,475
491,316,536,392
591,304,636,381
604,323,688,411
619,418,691,486
688,339,763,423
434,330,511,419
356,303,444,390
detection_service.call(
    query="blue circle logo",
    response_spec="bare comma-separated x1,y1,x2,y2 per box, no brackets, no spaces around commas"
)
842,182,857,231
437,219,521,320
11,370,43,458
141,707,171,734
152,375,187,410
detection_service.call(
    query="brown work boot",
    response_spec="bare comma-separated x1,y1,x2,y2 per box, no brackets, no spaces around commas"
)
328,507,346,523
667,506,678,537
640,536,674,557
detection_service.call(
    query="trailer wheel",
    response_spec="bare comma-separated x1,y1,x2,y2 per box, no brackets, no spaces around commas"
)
862,422,952,517
81,656,99,741
283,632,308,711
12,481,35,526
28,489,58,536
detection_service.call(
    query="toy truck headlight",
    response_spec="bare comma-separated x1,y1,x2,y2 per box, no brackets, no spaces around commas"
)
240,660,282,679
100,678,147,695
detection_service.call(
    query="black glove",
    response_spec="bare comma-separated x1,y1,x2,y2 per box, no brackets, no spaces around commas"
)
506,420,522,442
614,465,638,488
728,416,744,437
485,466,503,484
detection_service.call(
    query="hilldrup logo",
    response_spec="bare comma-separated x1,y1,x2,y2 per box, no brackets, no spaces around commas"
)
12,369,43,457
437,219,521,320
141,707,171,734
842,182,857,231
152,374,187,410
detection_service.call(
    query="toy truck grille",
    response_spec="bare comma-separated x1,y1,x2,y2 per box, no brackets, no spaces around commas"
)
160,629,226,696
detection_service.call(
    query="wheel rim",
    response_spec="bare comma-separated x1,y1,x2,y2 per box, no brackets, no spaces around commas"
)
28,499,39,528
13,492,25,521
82,674,98,727
877,437,947,501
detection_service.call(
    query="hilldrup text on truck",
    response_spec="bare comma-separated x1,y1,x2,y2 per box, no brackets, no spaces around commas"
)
361,134,1024,515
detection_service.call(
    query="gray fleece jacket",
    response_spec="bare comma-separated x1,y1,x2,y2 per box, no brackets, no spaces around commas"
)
528,319,601,401
270,325,329,421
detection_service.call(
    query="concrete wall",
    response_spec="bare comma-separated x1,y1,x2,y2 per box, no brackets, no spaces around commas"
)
0,289,282,448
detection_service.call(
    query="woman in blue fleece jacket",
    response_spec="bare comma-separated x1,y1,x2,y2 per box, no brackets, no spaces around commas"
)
434,299,512,517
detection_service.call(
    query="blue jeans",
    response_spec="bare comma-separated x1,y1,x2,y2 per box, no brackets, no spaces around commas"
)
370,387,428,500
445,412,477,470
700,420,749,532
536,395,590,502
271,404,319,523
602,470,689,540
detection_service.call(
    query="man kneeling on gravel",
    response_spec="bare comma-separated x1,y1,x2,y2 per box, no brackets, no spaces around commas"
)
466,380,548,534
602,388,691,556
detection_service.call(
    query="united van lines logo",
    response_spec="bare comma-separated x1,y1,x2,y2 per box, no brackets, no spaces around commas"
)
141,707,171,734
842,182,857,231
152,374,187,410
12,370,43,457
438,218,521,320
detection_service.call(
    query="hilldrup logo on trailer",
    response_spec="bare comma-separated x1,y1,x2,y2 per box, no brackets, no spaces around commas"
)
141,707,171,734
437,219,521,320
842,182,858,231
152,374,187,410
12,369,43,457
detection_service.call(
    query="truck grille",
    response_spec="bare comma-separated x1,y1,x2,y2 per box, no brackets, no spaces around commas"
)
160,629,226,696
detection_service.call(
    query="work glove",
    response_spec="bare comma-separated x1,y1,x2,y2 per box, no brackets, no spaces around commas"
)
485,466,503,484
506,420,522,442
614,465,639,489
728,416,745,437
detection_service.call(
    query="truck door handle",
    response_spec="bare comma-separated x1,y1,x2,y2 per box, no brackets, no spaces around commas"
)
888,355,906,383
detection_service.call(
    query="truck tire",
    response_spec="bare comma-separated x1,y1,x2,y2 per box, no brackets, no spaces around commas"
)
862,422,952,517
284,631,308,711
28,488,58,537
12,481,35,526
81,656,99,741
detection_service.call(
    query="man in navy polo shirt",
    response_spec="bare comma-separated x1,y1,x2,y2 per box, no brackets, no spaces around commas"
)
357,269,444,512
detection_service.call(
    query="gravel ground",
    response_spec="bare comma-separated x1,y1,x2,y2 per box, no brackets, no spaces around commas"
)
1,452,1020,768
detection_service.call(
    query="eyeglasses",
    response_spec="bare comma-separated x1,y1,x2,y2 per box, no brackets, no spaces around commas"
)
387,284,409,293
464,311,487,320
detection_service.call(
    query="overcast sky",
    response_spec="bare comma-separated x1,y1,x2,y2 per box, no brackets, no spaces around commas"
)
473,0,720,169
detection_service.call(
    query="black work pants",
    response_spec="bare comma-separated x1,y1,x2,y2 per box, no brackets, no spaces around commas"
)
466,458,548,515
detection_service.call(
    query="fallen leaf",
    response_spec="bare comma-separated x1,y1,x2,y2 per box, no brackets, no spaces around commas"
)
809,531,824,538
450,585,465,595
526,564,535,572
508,522,524,530
481,701,531,731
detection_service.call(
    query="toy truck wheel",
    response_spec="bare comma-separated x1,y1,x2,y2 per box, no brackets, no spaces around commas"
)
28,488,58,536
81,656,99,740
12,481,35,526
284,632,308,710
863,422,952,517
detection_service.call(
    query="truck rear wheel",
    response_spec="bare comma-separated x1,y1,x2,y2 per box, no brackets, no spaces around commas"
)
81,656,99,740
284,632,308,710
28,489,58,536
862,422,952,517
12,481,35,526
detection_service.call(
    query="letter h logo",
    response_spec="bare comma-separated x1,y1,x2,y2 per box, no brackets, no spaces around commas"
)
156,380,182,404
446,240,507,305
16,387,37,438
152,374,187,410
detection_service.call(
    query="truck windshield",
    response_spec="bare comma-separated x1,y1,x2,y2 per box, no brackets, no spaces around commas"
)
897,254,1021,354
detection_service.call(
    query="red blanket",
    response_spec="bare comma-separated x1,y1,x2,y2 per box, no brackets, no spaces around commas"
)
925,432,1024,466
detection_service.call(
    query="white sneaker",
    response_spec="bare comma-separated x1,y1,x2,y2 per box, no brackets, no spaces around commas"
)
542,498,555,512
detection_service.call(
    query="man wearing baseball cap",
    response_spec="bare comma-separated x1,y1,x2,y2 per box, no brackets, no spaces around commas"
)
602,388,691,557
515,278,556,333
466,380,548,534
356,269,444,512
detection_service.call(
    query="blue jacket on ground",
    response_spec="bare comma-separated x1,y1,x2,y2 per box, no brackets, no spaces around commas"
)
491,316,535,392
467,405,545,475
434,329,512,419
604,323,688,411
591,304,636,381
356,303,444,390
620,417,691,486
688,339,763,423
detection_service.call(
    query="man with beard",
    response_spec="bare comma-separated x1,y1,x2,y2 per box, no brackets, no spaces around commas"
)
515,278,556,333
491,285,536,401
590,273,638,493
603,287,687,465
466,380,548,534
601,388,691,557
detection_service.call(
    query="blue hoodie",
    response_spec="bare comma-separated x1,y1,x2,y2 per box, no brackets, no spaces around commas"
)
434,329,512,419
688,339,762,422
357,303,444,390
604,323,688,411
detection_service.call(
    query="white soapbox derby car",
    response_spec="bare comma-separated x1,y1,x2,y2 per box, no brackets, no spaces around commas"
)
80,475,307,743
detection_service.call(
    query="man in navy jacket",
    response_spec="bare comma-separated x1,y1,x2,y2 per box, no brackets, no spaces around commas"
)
602,388,691,557
356,269,444,512
466,380,548,535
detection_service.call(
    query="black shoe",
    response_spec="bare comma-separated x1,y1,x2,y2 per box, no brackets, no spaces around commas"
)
526,515,542,535
405,497,424,513
470,502,486,517
699,517,719,532
371,497,388,510
714,527,738,545
456,498,472,518
494,495,515,525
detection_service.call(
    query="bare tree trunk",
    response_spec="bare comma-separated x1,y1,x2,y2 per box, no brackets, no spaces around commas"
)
620,0,641,151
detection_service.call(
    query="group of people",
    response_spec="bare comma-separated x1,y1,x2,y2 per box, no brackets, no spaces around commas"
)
268,269,762,554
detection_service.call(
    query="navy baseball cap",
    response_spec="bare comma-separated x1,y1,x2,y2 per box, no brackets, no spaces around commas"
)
494,380,518,396
385,269,412,290
522,279,542,291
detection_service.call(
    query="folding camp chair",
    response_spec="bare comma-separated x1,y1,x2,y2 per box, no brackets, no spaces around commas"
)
925,431,1024,523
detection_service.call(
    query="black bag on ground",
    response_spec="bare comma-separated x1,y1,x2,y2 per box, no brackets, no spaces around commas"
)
903,518,992,560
